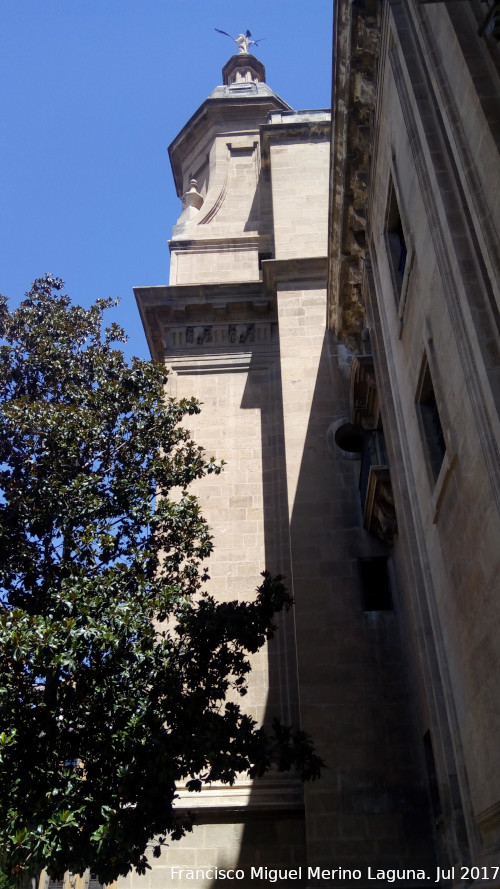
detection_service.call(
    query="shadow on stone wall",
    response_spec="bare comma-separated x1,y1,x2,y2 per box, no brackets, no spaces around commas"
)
201,328,436,886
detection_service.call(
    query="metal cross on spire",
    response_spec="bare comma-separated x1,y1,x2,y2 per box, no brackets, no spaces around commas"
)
214,29,266,54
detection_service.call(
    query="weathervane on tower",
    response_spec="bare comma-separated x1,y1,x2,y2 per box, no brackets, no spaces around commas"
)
214,28,266,54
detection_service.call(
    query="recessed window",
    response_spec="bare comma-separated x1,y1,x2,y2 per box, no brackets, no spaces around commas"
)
385,176,408,307
358,557,393,611
423,731,443,822
417,361,446,484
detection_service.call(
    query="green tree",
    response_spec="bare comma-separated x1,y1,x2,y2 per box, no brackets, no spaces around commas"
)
0,276,321,885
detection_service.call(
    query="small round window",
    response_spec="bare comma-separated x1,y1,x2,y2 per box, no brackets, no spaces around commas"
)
327,418,364,460
334,423,364,453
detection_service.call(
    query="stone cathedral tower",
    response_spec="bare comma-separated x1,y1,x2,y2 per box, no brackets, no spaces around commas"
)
131,50,434,889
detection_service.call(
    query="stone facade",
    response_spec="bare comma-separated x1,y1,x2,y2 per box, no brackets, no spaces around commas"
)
329,0,500,882
35,4,500,889
131,42,438,889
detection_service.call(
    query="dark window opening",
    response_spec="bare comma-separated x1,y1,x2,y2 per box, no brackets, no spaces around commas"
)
385,178,408,305
358,557,393,611
396,219,407,275
423,730,443,822
418,362,446,483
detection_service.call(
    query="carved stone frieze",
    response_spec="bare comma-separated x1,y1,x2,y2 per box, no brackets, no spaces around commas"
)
134,282,277,362
186,325,213,345
164,321,277,352
229,323,255,344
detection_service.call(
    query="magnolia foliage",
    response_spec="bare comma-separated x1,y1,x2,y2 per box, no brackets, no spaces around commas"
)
0,277,321,884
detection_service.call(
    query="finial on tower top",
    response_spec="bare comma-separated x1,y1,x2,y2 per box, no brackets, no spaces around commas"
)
214,28,267,55
222,52,266,86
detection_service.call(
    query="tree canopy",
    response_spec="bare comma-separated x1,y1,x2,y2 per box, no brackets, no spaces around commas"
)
0,276,321,885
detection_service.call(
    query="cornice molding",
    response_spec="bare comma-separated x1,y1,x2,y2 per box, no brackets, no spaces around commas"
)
260,116,331,170
135,258,327,362
134,281,275,363
262,256,328,289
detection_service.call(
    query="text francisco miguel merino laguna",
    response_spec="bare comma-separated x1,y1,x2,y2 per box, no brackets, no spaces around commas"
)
167,866,476,883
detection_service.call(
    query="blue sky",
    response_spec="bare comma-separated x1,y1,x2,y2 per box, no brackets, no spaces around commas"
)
1,1,333,360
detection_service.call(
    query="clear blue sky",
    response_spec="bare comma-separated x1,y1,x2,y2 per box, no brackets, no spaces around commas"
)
1,1,333,360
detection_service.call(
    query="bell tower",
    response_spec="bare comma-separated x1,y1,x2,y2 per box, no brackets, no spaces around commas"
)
134,55,318,886
166,53,290,288
133,43,434,889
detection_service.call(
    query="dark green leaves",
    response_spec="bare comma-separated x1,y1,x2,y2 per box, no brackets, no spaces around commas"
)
0,277,322,885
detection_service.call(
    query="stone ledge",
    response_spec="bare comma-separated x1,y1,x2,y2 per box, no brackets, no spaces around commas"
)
173,777,305,818
135,281,276,362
